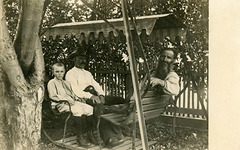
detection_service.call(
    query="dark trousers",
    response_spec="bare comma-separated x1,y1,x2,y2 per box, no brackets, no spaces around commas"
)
86,95,129,144
104,96,127,105
73,115,94,137
86,95,127,120
99,119,124,144
100,96,128,144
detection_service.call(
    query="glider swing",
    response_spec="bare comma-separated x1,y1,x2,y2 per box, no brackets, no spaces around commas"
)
42,0,208,150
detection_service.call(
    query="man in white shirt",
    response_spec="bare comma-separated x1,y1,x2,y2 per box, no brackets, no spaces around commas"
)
150,48,179,96
125,48,180,124
66,52,104,103
66,49,126,105
66,48,126,148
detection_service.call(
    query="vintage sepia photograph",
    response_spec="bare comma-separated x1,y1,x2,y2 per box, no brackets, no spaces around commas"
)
1,0,228,149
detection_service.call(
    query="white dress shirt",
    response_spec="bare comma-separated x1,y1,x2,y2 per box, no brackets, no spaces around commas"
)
65,67,105,99
162,72,179,96
47,77,93,116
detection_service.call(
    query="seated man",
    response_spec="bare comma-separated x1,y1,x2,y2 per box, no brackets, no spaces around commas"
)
125,48,180,124
150,48,179,97
47,63,97,146
66,48,127,148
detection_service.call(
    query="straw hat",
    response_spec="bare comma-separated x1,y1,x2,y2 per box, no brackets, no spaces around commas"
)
68,47,87,59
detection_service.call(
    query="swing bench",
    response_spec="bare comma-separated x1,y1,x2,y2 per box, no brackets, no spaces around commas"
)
100,91,173,126
98,90,176,150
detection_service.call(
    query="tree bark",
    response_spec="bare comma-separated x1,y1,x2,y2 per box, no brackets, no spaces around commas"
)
0,0,45,149
14,0,45,76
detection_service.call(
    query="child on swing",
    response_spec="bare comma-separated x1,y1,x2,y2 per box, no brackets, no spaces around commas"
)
47,62,97,146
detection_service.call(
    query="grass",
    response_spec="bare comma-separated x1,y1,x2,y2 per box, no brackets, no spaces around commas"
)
145,118,208,150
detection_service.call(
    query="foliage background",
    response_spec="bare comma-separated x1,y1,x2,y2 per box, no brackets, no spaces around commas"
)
3,0,209,102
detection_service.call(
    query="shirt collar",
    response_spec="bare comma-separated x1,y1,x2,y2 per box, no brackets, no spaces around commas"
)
54,77,64,82
73,66,85,71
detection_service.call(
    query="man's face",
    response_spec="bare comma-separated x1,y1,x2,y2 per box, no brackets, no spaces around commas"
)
74,56,87,69
53,66,65,80
159,50,174,64
155,49,175,79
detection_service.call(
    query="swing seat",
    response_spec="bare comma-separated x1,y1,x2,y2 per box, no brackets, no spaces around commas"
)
100,91,173,126
96,90,173,149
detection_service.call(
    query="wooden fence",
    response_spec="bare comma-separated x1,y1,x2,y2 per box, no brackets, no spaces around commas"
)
88,57,208,120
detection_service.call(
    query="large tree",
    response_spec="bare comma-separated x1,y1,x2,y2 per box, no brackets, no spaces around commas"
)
0,0,45,149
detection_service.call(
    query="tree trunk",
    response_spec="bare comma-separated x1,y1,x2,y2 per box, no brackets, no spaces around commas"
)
0,76,44,150
1,82,43,150
0,0,45,149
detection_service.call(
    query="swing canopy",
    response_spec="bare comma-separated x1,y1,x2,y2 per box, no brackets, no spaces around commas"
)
43,13,186,42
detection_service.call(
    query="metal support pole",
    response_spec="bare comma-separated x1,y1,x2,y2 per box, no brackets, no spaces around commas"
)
120,0,149,150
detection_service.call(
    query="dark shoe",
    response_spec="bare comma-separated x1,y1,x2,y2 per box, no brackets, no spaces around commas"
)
77,136,91,147
87,132,98,145
105,138,124,148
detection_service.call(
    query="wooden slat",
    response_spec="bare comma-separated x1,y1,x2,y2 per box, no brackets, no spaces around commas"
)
144,91,155,98
55,136,156,150
187,79,191,117
125,108,165,124
101,107,165,126
62,140,78,146
178,77,182,115
141,97,162,105
191,81,195,117
143,108,166,120
160,115,208,129
166,107,205,116
106,138,133,150
196,83,200,118
100,112,124,118
183,79,186,117
55,136,88,150
142,102,168,111
114,139,142,150
55,136,77,143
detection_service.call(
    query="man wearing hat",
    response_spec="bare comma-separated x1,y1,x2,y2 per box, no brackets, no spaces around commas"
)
66,47,126,148
66,48,105,104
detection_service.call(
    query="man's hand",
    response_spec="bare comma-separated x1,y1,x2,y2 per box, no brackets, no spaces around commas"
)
90,95,102,103
99,95,105,104
150,77,164,87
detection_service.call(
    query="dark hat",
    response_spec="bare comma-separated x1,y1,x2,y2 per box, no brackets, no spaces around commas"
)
68,47,87,59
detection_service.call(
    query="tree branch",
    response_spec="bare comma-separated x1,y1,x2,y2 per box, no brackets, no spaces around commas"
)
32,37,45,84
13,0,23,47
0,1,27,92
13,0,45,76
39,0,51,36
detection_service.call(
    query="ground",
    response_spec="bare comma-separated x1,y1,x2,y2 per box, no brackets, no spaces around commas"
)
40,114,208,150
